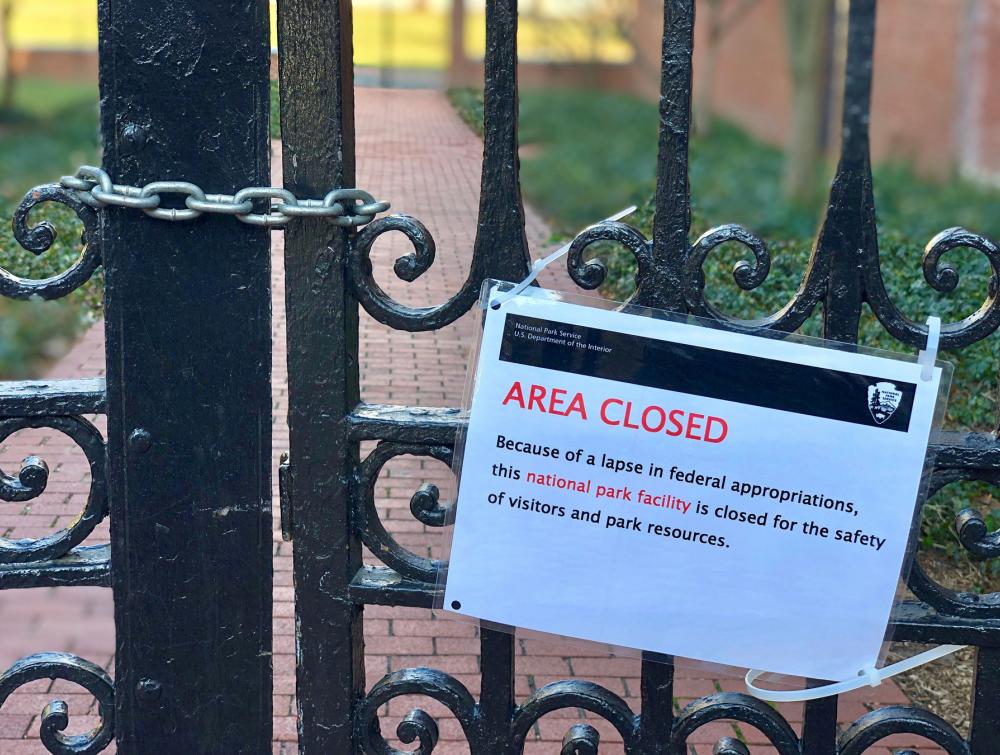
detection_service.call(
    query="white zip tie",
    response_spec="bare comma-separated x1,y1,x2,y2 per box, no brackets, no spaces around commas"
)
489,205,638,309
919,315,942,381
745,644,965,702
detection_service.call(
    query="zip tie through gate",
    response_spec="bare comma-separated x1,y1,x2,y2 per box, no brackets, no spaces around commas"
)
489,205,638,308
745,644,964,702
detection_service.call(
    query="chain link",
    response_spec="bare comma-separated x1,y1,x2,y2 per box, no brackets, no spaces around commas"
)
59,166,389,228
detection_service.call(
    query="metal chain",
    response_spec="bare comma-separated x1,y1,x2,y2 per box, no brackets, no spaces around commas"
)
59,166,390,228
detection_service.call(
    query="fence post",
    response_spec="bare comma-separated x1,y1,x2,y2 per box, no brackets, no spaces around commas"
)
98,0,273,750
277,0,363,751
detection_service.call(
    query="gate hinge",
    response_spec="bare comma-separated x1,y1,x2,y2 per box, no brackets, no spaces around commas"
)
278,453,293,542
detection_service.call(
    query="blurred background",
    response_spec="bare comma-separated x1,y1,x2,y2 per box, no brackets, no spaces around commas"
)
2,0,1000,589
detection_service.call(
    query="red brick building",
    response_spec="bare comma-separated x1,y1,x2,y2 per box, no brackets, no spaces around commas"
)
628,0,1000,180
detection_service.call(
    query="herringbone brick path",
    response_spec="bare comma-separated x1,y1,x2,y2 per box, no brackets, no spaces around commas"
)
0,89,931,754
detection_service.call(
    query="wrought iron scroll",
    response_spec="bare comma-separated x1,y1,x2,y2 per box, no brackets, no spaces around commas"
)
346,0,530,332
355,442,453,583
354,672,996,754
356,675,987,754
2,184,101,300
906,468,1000,619
356,668,480,754
838,706,971,755
354,677,986,753
0,652,114,754
863,227,1000,349
510,680,639,752
0,380,109,592
0,180,108,579
670,693,800,754
0,416,107,564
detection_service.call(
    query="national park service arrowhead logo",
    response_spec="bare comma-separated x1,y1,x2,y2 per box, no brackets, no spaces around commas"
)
867,381,902,425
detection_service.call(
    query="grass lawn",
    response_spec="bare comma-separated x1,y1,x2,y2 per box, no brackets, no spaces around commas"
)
450,86,1000,574
0,78,101,378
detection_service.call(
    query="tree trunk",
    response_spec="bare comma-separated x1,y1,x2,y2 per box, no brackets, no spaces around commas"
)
0,1,14,112
782,0,834,204
693,0,723,137
447,0,467,87
694,0,761,138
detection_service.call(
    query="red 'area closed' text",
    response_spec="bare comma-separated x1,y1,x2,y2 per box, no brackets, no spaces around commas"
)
500,381,728,443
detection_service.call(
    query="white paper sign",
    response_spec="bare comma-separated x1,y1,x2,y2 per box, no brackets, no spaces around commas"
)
443,290,944,681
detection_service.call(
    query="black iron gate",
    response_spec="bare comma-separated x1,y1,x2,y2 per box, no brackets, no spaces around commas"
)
0,0,274,752
0,0,999,752
279,0,1000,752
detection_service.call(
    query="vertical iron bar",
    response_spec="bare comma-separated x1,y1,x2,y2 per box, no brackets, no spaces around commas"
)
800,692,837,755
969,647,1000,755
818,0,877,344
638,653,673,754
98,0,272,751
472,3,524,742
472,0,532,280
478,627,515,754
806,6,878,745
647,0,695,312
641,1,691,734
278,0,362,752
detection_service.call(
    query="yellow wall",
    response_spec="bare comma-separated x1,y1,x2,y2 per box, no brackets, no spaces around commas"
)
10,0,631,68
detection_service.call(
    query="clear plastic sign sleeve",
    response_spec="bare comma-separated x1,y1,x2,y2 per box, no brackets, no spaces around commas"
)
434,281,954,697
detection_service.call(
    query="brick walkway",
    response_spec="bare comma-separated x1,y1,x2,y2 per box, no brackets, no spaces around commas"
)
0,89,930,754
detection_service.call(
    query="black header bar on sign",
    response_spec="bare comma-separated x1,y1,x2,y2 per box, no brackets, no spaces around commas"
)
499,313,916,432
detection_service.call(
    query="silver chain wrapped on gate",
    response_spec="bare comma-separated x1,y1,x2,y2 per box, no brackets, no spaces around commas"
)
60,166,389,228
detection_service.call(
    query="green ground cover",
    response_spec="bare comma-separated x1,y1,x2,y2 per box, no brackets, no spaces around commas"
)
450,86,1000,572
0,78,102,377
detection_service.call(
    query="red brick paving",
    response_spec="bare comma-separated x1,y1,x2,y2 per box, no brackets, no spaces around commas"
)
0,89,933,754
